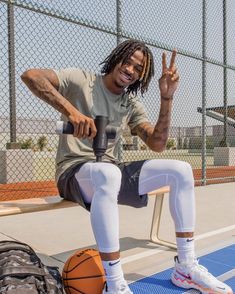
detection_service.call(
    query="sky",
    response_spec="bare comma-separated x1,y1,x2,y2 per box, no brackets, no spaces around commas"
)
1,0,235,130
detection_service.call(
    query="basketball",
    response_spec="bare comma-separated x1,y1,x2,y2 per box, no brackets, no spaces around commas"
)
62,248,106,294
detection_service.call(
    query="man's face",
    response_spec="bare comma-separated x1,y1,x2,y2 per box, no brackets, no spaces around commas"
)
111,50,145,90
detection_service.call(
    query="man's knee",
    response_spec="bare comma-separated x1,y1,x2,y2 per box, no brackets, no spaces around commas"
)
91,163,122,189
172,161,194,186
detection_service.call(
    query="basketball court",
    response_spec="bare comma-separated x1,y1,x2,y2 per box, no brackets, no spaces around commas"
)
0,182,234,293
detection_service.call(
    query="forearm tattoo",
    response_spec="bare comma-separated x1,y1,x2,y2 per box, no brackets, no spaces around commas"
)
152,108,171,143
136,106,172,150
136,123,153,143
27,76,70,116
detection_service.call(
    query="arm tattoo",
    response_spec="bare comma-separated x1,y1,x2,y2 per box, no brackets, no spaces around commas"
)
135,122,153,143
135,103,172,150
152,107,171,146
27,76,71,117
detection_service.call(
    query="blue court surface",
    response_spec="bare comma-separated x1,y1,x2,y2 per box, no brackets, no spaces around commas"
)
129,244,235,293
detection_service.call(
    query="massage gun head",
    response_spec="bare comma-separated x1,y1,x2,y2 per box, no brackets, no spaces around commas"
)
92,116,116,161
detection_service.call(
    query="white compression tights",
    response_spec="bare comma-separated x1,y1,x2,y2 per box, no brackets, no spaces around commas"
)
75,159,195,253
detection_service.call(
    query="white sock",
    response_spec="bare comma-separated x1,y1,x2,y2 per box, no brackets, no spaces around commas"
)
176,237,195,263
102,259,125,291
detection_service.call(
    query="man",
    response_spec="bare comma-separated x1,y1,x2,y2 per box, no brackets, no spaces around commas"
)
21,39,233,294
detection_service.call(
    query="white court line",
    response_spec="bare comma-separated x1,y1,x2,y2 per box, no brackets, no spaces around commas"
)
195,224,235,241
164,271,235,294
121,247,166,265
218,269,235,282
121,224,235,265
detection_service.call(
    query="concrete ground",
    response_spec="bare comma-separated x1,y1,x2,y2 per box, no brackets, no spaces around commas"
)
0,182,234,290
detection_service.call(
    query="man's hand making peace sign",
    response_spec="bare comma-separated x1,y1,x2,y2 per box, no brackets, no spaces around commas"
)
158,49,179,100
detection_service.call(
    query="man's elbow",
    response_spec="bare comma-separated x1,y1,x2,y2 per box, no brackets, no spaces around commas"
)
149,142,167,153
21,69,38,84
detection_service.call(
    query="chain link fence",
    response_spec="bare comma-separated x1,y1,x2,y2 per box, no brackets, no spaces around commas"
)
1,0,235,200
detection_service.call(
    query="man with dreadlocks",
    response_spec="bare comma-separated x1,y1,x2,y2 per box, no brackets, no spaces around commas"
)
21,40,233,294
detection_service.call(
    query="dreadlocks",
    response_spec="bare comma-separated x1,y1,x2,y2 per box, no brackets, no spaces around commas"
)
100,39,154,96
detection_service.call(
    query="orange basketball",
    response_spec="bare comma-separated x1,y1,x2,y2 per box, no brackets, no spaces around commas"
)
62,248,106,294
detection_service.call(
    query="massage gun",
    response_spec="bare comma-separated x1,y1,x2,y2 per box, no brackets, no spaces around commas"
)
56,116,116,162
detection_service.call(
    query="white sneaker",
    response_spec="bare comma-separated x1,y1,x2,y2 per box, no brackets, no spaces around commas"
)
171,256,233,294
102,281,133,294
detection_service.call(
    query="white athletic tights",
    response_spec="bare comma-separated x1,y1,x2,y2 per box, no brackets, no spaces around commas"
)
75,159,195,253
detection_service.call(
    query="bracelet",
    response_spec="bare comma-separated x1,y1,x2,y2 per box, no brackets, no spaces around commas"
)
161,96,173,101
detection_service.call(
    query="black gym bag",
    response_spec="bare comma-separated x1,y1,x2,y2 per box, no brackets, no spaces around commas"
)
0,240,66,293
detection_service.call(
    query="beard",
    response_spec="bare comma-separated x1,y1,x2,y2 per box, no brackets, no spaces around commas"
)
114,79,126,90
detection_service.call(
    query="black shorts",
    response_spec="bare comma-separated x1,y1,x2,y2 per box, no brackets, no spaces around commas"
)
57,160,148,211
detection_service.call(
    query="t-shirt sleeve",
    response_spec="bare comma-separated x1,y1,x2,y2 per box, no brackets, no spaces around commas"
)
128,97,149,134
53,68,88,98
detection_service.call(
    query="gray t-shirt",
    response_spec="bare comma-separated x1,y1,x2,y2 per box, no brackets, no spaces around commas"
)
54,68,148,182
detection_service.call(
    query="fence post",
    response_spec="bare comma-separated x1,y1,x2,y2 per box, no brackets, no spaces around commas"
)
116,0,123,161
116,0,122,46
222,0,228,147
201,0,207,185
7,0,19,149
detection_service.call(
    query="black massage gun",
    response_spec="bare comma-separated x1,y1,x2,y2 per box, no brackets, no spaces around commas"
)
56,116,116,162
